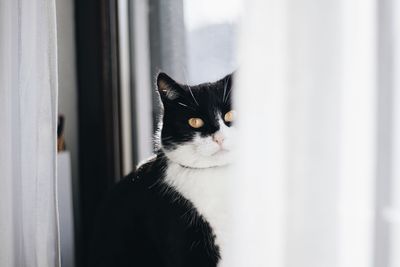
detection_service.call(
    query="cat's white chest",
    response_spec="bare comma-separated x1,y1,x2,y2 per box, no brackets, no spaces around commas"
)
164,162,230,250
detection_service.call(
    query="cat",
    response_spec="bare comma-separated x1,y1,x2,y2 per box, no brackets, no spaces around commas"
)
89,72,235,267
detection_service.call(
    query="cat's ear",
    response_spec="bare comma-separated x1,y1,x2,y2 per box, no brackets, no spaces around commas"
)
222,73,234,94
225,72,235,85
157,72,182,101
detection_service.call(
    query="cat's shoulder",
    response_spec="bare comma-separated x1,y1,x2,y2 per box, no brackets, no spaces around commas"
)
101,154,166,213
135,154,159,179
113,153,166,193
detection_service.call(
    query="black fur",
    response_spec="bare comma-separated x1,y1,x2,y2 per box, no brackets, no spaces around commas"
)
88,73,233,267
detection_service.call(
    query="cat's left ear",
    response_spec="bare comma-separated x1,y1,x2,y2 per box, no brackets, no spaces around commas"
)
157,72,183,102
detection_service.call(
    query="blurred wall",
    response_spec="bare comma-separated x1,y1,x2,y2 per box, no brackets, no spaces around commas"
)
56,0,78,181
56,0,79,266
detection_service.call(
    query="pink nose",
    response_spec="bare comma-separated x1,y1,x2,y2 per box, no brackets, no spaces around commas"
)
212,133,225,146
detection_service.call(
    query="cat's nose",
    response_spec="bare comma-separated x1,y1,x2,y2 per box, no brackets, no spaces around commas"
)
212,132,225,146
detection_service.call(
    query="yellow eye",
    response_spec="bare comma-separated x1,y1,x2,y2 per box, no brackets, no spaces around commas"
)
188,118,204,128
224,110,236,122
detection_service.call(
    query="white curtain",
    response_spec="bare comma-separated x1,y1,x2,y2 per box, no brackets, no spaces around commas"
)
0,0,60,266
227,0,399,266
388,1,400,266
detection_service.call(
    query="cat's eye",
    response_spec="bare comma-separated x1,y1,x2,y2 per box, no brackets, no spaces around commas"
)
188,118,204,128
224,110,236,122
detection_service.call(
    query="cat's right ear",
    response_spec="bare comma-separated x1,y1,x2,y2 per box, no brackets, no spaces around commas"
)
157,72,182,102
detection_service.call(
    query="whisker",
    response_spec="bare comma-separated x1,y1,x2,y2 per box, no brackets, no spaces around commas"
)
181,67,199,106
178,102,196,111
222,76,230,103
224,88,232,103
187,85,199,106
178,102,189,107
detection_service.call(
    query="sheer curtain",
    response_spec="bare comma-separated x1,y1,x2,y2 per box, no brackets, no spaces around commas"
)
227,0,399,266
0,0,60,266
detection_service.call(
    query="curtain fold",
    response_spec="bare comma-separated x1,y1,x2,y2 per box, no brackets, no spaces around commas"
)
0,0,60,266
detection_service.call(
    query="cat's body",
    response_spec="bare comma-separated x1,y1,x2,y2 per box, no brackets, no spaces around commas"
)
89,73,235,267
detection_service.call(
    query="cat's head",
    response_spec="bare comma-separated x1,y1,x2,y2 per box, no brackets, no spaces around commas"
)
157,72,235,168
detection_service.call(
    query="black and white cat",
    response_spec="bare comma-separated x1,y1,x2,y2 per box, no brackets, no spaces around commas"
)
89,72,235,267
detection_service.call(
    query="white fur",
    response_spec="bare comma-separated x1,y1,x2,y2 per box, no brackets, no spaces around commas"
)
163,118,235,168
162,116,235,263
164,163,231,251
